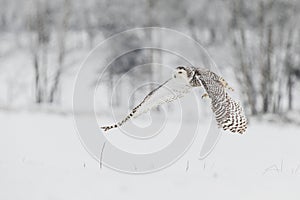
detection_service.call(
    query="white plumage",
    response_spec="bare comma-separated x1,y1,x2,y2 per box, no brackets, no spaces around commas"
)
132,78,192,118
101,66,247,134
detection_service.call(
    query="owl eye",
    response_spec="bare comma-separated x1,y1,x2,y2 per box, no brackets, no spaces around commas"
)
178,71,182,74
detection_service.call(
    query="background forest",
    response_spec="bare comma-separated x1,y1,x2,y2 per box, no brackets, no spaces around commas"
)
0,0,300,118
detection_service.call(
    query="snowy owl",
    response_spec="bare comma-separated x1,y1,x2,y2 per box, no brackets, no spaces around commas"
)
101,66,248,134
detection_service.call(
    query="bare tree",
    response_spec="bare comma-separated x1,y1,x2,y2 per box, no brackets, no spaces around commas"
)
232,29,258,115
49,0,71,104
27,1,51,103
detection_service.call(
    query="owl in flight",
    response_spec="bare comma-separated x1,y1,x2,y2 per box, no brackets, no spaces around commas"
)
101,66,248,134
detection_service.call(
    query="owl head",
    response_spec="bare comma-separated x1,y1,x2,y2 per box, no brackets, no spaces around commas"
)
173,66,194,82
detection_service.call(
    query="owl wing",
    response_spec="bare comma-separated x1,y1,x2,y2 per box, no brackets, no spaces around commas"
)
211,93,248,134
195,71,248,134
101,78,192,131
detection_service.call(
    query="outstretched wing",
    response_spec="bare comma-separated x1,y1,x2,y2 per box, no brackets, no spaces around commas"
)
195,70,248,134
211,93,248,134
101,78,192,131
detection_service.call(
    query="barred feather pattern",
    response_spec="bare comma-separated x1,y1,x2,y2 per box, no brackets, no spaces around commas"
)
101,66,247,133
194,69,248,134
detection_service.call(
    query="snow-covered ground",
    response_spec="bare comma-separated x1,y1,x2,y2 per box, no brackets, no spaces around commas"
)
1,111,300,200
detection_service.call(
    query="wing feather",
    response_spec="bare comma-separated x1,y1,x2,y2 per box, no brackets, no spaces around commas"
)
101,78,192,131
195,70,248,134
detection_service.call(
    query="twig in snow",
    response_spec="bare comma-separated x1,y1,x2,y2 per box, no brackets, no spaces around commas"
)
186,160,189,172
99,142,106,169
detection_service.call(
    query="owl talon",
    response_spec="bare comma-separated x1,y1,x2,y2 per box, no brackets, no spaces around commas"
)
201,93,209,99
228,87,234,92
219,77,234,92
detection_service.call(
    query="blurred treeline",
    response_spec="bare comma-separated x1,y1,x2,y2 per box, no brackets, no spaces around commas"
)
0,0,299,115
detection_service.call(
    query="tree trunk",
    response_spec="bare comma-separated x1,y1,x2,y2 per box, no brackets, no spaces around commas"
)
34,52,42,103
